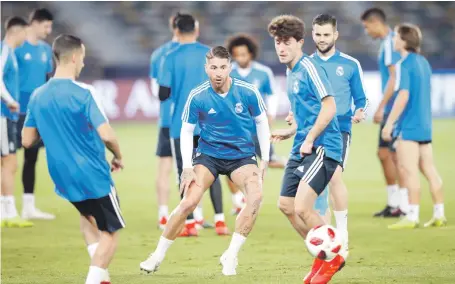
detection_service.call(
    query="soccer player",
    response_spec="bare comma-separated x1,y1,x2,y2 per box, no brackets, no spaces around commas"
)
157,14,227,236
140,46,269,276
310,14,369,249
22,34,124,284
361,8,408,217
1,16,32,228
267,15,346,283
226,33,284,214
382,24,446,229
150,13,181,230
15,8,55,220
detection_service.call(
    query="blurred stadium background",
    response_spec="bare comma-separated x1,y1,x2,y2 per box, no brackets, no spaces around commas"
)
2,1,455,120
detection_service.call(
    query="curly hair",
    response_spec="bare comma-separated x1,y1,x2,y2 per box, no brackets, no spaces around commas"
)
226,34,259,60
268,15,305,41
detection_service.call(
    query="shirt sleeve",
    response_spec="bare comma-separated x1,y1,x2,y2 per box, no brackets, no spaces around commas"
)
394,62,410,92
350,61,369,112
247,86,267,117
46,44,54,73
262,68,277,96
157,53,172,88
181,93,199,124
85,87,108,129
302,58,334,101
150,50,159,79
24,99,37,128
384,37,401,67
0,47,14,104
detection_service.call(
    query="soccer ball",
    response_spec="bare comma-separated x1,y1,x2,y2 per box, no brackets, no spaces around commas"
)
305,225,343,261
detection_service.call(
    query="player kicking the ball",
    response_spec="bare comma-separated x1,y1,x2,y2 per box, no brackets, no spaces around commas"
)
140,46,270,276
268,15,347,283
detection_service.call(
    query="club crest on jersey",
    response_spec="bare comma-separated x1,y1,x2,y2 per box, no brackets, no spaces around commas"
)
235,103,243,113
293,80,299,94
24,53,32,60
42,52,47,62
336,66,344,76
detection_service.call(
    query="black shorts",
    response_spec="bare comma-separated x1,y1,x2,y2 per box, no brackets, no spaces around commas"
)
1,117,18,157
389,136,432,152
71,187,125,233
253,135,275,161
378,114,391,148
340,132,351,170
156,127,172,157
280,146,340,197
193,152,258,180
16,114,44,149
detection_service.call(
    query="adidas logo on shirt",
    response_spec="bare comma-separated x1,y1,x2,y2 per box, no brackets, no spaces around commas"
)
297,166,304,172
208,108,217,114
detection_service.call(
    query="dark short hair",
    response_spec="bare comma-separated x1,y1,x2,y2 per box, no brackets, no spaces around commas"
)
170,12,182,29
226,34,259,60
175,14,195,34
361,8,386,22
5,16,28,31
268,15,305,41
312,14,337,29
396,23,422,53
52,34,83,62
29,8,53,23
206,46,231,62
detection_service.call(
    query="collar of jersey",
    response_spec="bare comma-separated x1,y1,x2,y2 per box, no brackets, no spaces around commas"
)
314,49,340,61
291,54,307,72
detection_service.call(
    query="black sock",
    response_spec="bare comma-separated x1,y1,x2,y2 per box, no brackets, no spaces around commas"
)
23,148,39,194
209,178,223,214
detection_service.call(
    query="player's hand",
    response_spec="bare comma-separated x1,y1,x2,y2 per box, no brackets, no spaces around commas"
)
352,109,366,123
111,158,124,172
259,160,268,182
381,124,393,142
270,129,295,143
7,101,19,113
180,168,197,196
300,138,313,157
285,111,295,126
373,106,384,124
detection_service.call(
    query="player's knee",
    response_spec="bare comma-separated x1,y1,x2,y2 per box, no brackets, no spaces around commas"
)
278,199,294,216
179,199,198,216
294,204,312,221
377,148,390,161
2,157,17,174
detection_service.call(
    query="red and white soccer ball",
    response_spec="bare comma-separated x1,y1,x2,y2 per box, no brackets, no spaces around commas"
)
305,225,343,261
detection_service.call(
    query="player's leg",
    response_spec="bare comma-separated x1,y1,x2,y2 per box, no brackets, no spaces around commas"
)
170,138,197,236
374,119,400,217
1,118,32,228
390,142,409,216
389,140,420,229
155,127,173,230
140,164,215,273
220,163,263,276
209,178,229,235
419,143,446,227
278,159,309,238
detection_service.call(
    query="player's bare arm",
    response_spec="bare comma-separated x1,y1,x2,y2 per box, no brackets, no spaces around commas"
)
97,122,124,172
271,111,297,143
374,65,396,123
21,127,41,148
301,96,337,156
382,89,409,141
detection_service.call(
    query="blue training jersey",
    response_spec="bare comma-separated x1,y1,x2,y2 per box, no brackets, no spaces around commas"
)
24,78,113,202
182,78,266,160
378,30,401,115
286,55,342,162
311,50,368,133
230,61,277,99
158,42,210,138
393,53,432,142
1,41,20,121
150,40,178,128
15,40,53,113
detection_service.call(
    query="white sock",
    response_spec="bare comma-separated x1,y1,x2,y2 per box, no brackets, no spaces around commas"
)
1,196,6,220
227,232,246,257
158,205,168,219
154,236,174,261
232,192,244,208
85,266,107,284
193,206,203,222
23,193,35,210
399,188,409,213
214,213,225,223
4,195,18,218
387,184,399,208
87,243,99,259
407,204,419,222
334,210,348,244
434,204,444,219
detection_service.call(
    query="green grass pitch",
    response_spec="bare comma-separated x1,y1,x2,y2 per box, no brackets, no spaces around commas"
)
2,120,455,284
